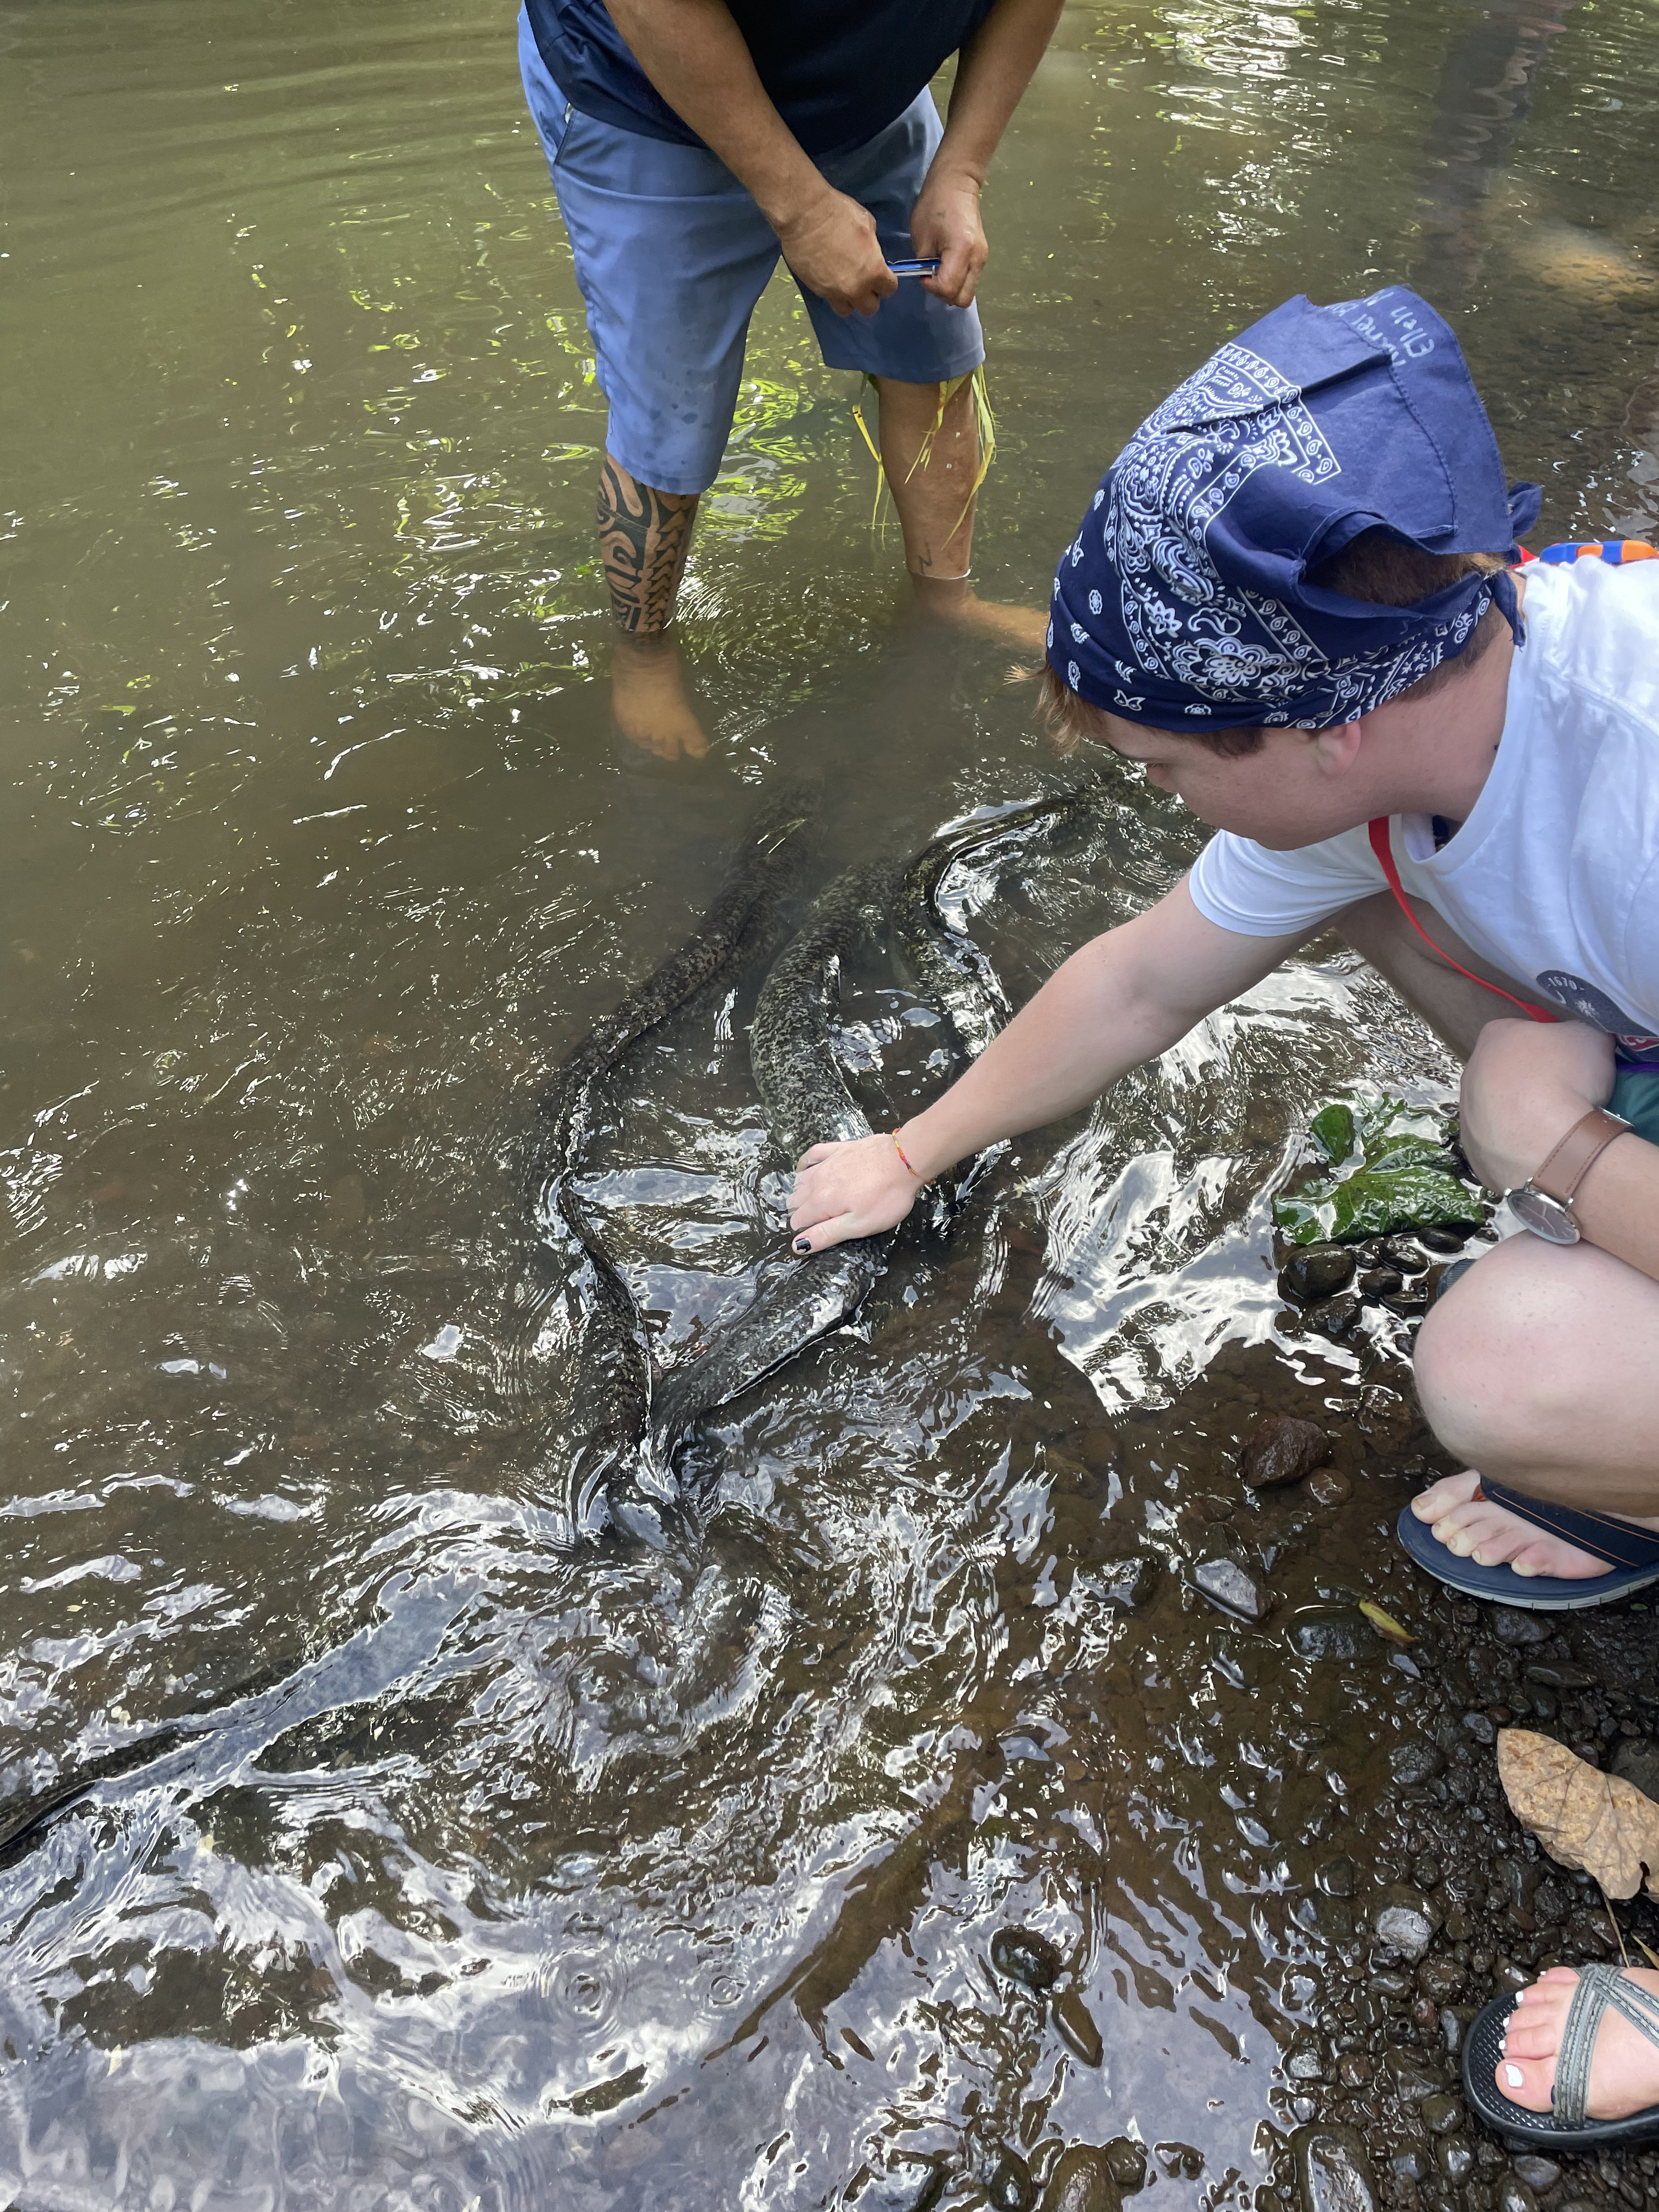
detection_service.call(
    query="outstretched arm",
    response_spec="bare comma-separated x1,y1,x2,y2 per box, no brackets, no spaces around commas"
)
787,876,1307,1251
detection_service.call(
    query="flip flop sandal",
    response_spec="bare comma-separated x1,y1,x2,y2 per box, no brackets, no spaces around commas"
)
1464,1966,1659,2146
1396,1477,1659,1611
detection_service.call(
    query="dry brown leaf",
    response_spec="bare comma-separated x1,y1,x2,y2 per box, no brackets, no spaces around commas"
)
1497,1728,1659,1899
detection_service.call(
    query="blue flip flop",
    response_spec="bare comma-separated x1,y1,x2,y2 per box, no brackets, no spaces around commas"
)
1397,1477,1659,1611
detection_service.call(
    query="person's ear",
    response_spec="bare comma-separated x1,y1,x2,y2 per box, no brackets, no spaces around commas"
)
1310,720,1364,776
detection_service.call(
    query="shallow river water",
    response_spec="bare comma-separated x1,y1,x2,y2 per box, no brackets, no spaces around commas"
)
3,2,1658,2206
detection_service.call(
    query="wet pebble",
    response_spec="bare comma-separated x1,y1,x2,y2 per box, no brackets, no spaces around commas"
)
988,2151,1035,2212
1100,2140,1147,2193
1511,2158,1561,2191
1290,1609,1374,1661
1418,1225,1466,1253
1420,2091,1464,2135
1389,1740,1446,1785
1336,2051,1372,2088
1357,1268,1404,1301
1285,2037,1325,2083
1316,1855,1355,1897
1436,2136,1476,2183
1279,1244,1356,1305
1417,1954,1466,2005
1307,1466,1350,1506
1192,1554,1271,1622
1306,1292,1361,1339
1098,1553,1160,1612
854,2160,946,2212
1240,1413,1330,1489
1037,2146,1121,2212
991,1927,1061,1993
1379,1235,1427,1273
1496,2180,1539,2212
1052,1985,1103,2067
1291,2122,1376,2212
1490,1607,1550,1647
1373,1887,1440,1962
1383,2045,1444,2100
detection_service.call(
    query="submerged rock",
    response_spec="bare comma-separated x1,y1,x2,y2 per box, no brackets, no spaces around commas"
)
1380,1235,1428,1273
1038,2147,1121,2212
1192,1555,1271,1622
1101,2141,1147,2192
846,2160,946,2212
1417,1224,1467,1253
987,2150,1035,2212
1279,1244,1356,1304
1306,1293,1362,1339
1357,1268,1404,1301
1240,1413,1331,1489
1095,1553,1161,1611
1373,1887,1440,1962
1291,2123,1376,2212
1052,1984,1103,2066
1290,1609,1375,1661
991,1926,1062,1991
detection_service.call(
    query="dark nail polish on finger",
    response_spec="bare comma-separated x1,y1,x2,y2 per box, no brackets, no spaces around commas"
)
793,1238,810,1253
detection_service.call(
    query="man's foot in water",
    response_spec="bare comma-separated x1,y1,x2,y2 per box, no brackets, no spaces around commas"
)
611,631,710,763
907,572,1050,654
1499,1967,1659,2120
1409,1469,1659,1579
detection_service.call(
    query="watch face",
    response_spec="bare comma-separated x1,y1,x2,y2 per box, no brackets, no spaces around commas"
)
1507,1186,1580,1245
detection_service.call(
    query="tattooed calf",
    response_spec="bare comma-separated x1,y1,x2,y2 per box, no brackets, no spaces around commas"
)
596,457,698,634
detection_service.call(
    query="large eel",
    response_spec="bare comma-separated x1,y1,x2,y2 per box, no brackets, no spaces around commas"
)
647,859,899,1458
515,784,813,1535
647,786,1101,1464
888,784,1097,1059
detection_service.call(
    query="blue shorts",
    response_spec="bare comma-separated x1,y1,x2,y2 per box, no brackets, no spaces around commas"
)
517,7,986,498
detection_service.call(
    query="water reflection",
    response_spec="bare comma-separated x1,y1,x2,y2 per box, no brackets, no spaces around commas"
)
3,0,1657,2202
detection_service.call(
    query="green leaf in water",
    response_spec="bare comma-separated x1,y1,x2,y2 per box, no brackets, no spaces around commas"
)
1309,1101,1355,1163
1325,1163,1483,1242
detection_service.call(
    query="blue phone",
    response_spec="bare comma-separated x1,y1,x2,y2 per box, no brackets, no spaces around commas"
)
886,257,941,278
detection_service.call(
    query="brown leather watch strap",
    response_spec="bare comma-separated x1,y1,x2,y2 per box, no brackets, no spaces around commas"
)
1531,1107,1633,1206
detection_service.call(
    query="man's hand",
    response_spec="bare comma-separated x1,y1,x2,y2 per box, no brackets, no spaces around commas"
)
776,187,898,317
1459,1017,1616,1194
912,165,988,307
788,1130,924,1251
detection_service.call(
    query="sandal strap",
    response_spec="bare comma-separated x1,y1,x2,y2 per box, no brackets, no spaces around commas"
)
1480,1479,1659,1571
1553,1965,1659,2125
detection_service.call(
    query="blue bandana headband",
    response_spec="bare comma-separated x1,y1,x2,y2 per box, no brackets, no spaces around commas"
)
1048,288,1542,732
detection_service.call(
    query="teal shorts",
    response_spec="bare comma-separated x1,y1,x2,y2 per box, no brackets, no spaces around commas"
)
1612,1065,1659,1144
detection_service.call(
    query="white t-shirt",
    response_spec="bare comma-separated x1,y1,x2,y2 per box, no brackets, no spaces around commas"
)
1188,556,1659,1063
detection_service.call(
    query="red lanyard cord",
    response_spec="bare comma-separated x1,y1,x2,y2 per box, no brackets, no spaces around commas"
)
1365,817,1558,1024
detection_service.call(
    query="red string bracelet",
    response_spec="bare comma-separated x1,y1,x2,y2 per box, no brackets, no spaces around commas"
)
890,1130,932,1183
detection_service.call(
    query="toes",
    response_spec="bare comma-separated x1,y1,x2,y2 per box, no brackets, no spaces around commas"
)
1496,2056,1554,2113
1412,1472,1480,1521
1502,2015,1564,2061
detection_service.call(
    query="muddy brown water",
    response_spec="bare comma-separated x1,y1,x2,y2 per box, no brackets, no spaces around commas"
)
3,1,1658,2205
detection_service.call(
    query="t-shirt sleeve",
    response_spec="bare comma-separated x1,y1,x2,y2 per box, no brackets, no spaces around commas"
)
1188,825,1387,938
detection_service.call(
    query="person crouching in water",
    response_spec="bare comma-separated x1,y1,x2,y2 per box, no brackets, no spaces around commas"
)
787,286,1659,2146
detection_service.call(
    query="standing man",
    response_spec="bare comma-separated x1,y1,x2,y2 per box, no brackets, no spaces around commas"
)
518,0,1062,760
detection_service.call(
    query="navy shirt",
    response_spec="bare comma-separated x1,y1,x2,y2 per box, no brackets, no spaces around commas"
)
524,0,998,160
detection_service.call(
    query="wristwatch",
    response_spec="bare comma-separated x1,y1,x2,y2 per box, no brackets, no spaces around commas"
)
1504,1106,1633,1244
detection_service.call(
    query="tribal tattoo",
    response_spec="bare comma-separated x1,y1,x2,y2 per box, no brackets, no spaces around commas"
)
596,458,699,634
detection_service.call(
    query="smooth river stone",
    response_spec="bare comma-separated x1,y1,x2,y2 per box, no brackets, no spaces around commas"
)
1052,1984,1103,2066
1038,2146,1122,2212
1279,1244,1356,1304
1192,1555,1271,1622
991,1926,1062,1991
1291,2123,1377,2212
987,2151,1035,2212
1240,1413,1331,1489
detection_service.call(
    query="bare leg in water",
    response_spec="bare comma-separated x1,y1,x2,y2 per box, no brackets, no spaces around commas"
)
596,454,708,762
874,374,1048,653
597,375,1046,759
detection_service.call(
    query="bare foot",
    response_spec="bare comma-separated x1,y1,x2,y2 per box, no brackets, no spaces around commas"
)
611,632,710,763
1408,1469,1639,1579
1499,1966,1659,2119
907,573,1050,655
